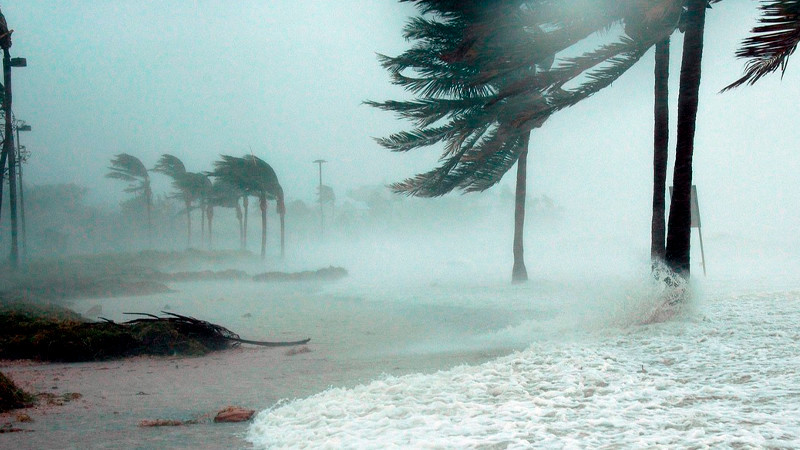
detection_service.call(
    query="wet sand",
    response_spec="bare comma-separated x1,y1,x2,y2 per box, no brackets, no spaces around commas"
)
0,279,526,449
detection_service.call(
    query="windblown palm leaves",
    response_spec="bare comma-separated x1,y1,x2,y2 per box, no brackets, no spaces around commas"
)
210,155,285,259
370,0,684,281
724,0,800,90
106,153,153,240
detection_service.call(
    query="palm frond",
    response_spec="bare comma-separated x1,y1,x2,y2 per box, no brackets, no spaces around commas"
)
107,153,149,194
723,0,800,91
152,154,187,179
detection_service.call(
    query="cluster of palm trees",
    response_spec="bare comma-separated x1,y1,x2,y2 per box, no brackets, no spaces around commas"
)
372,0,797,286
107,153,285,259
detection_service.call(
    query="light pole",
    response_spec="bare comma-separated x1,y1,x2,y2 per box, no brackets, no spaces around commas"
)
313,159,326,238
15,120,30,259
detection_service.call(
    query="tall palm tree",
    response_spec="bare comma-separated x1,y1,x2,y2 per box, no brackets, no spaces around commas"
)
664,0,708,276
724,0,800,91
651,38,671,265
106,153,153,242
210,155,286,259
152,154,203,248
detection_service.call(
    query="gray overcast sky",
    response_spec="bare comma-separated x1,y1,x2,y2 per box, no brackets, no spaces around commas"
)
5,0,800,242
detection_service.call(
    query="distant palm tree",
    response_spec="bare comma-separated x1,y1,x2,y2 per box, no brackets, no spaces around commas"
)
724,0,800,91
207,179,244,249
106,153,152,242
210,155,285,259
152,154,205,248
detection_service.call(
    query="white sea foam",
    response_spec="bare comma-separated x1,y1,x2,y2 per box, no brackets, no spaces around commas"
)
248,288,800,448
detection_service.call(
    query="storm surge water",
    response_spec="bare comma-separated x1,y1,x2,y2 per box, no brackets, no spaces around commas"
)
248,285,800,448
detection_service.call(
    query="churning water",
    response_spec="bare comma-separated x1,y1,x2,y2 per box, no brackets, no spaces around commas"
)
247,273,800,448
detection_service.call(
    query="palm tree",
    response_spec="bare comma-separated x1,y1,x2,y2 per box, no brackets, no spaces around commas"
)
664,0,708,277
651,38,671,265
106,153,153,243
152,154,204,248
210,155,286,259
370,0,675,283
724,0,800,91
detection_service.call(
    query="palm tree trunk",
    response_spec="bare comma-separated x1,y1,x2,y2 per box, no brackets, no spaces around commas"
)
511,132,531,283
185,200,192,248
277,191,286,258
651,38,670,265
146,186,153,248
207,206,214,250
243,195,249,251
236,202,244,249
200,203,205,246
259,195,268,260
665,0,706,277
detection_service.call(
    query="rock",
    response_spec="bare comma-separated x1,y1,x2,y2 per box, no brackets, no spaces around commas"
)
15,413,32,423
214,406,255,423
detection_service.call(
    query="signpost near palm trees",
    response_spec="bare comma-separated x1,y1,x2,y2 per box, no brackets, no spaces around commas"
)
313,159,327,238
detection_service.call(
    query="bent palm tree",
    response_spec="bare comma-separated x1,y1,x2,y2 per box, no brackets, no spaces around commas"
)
106,153,152,242
370,0,678,282
152,154,202,248
211,155,286,259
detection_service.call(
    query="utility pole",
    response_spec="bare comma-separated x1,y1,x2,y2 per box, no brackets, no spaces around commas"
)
0,10,25,267
3,48,17,267
15,121,30,259
313,159,326,238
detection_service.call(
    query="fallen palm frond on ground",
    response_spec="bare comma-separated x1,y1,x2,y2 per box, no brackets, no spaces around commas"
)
0,304,309,362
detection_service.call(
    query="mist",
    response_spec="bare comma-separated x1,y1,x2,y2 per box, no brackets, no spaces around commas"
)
3,0,800,448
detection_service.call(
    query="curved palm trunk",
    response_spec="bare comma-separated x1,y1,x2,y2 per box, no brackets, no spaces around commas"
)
665,0,706,277
235,202,244,249
651,38,670,265
259,194,268,260
242,195,249,251
511,132,531,283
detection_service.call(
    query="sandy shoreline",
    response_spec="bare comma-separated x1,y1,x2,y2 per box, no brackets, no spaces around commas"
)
1,343,510,449
1,276,523,449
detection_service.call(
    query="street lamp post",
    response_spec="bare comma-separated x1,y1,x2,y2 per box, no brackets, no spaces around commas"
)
313,159,326,238
2,48,25,267
15,121,30,259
